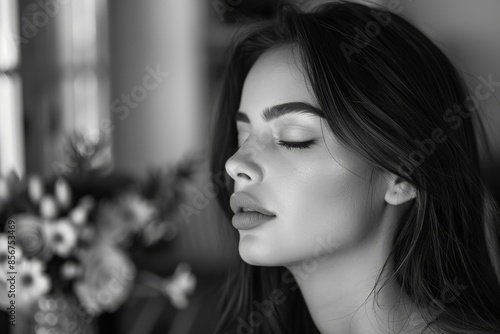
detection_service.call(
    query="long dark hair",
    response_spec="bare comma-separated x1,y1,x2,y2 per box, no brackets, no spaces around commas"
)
210,2,500,333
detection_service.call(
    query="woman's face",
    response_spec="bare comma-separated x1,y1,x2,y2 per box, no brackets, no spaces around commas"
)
225,47,389,267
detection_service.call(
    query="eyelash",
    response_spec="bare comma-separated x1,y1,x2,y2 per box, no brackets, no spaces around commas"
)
277,140,315,150
237,132,315,150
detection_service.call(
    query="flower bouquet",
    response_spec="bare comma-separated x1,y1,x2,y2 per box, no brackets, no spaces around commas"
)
0,153,199,333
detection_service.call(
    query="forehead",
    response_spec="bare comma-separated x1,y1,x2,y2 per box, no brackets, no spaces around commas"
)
238,47,318,116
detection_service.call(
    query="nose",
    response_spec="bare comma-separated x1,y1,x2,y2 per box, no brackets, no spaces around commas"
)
225,144,263,187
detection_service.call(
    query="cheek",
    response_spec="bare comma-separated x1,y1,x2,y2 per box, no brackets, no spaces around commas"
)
273,159,384,259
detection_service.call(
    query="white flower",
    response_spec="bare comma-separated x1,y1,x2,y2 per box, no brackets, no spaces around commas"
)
0,258,51,310
69,196,95,226
18,259,51,305
54,178,72,209
60,261,82,280
28,175,44,204
44,219,78,257
69,206,87,226
74,244,136,315
162,262,196,309
40,194,58,219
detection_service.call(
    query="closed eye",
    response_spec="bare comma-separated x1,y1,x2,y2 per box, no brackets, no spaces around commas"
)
277,140,315,150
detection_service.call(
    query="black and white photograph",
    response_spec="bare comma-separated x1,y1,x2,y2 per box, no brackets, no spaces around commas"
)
1,0,499,333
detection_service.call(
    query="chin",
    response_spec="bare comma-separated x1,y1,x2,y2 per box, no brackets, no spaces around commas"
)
239,246,306,268
238,242,283,266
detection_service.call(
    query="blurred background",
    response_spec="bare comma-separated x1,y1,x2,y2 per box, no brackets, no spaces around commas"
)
0,0,499,334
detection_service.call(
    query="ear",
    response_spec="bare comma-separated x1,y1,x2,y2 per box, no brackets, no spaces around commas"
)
384,174,416,205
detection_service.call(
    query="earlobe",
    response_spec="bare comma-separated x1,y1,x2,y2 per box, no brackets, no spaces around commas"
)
384,175,417,205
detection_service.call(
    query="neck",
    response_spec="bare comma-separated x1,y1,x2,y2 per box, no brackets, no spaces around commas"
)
286,216,421,333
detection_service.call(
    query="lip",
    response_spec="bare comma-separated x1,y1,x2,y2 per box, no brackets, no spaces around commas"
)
232,211,275,230
229,192,276,216
230,192,276,230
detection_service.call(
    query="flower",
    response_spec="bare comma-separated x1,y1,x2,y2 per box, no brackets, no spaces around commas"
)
68,196,95,226
94,202,133,246
60,261,82,280
40,194,59,219
162,262,196,309
0,258,51,310
116,192,158,230
28,175,44,204
18,259,52,305
54,178,72,209
14,214,52,260
44,219,78,257
74,244,136,316
141,220,170,246
96,192,157,246
69,206,87,226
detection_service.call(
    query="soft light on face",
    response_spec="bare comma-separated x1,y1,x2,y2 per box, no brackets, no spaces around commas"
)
225,47,389,267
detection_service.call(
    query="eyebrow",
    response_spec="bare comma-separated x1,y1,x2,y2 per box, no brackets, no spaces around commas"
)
235,102,324,123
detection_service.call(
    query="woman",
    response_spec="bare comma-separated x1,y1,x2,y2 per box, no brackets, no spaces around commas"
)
209,1,500,333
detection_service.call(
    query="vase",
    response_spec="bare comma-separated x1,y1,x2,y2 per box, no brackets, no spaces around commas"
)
23,294,98,334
